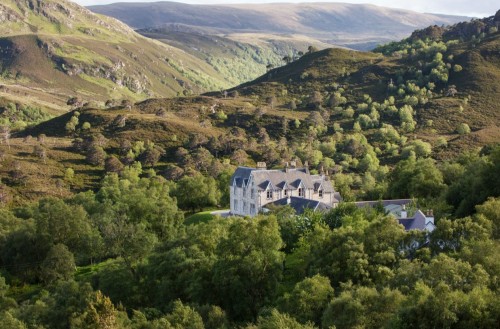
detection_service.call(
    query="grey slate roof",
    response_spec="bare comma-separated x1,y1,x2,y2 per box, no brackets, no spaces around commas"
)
354,199,412,208
267,197,332,214
231,166,335,192
399,210,430,231
230,167,255,187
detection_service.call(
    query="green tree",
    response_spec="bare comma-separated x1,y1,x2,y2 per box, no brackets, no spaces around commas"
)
388,157,445,199
476,197,500,239
278,274,333,325
212,216,284,321
446,146,500,216
322,286,405,329
457,123,471,135
0,312,27,329
40,244,76,283
399,105,416,132
175,174,221,212
35,198,93,260
65,114,79,133
249,309,316,329
165,300,205,329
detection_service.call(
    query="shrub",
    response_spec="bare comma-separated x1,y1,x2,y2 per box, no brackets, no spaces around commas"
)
456,123,471,135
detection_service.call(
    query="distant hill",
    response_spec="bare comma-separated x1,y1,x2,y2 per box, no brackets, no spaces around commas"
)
226,10,500,157
139,28,334,87
89,1,469,50
0,0,230,113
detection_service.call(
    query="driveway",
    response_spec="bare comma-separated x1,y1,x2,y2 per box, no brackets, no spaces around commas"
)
211,209,231,218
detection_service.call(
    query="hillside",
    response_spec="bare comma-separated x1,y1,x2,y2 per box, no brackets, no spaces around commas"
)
0,10,498,205
225,11,500,155
89,1,468,50
139,28,334,86
0,0,230,115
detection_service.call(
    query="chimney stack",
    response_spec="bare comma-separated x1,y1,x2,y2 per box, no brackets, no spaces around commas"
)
400,204,407,219
257,162,267,170
425,209,434,226
290,160,296,168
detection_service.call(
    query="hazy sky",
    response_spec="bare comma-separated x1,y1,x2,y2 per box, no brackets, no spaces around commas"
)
76,0,497,18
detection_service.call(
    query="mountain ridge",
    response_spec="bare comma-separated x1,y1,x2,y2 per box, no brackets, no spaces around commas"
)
0,0,233,113
88,1,470,49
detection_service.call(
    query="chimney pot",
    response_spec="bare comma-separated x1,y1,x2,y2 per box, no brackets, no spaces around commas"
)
425,209,435,226
401,204,407,219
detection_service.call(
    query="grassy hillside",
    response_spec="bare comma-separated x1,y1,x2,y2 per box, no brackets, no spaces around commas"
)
0,0,230,116
140,28,334,86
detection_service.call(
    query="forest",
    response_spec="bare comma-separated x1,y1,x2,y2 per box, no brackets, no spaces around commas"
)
0,144,499,328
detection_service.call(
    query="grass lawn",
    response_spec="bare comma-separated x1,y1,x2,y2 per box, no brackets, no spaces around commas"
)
184,210,216,225
75,258,118,282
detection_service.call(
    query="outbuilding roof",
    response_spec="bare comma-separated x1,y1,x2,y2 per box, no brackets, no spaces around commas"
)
398,210,435,231
267,196,332,214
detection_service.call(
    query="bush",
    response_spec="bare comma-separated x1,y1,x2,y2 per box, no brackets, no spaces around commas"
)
456,123,471,135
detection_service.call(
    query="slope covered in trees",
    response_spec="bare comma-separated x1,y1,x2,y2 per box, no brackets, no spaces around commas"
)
0,149,499,328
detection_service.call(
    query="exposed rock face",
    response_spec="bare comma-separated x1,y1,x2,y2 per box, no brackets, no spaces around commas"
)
1,0,136,37
0,4,22,23
408,11,500,42
410,25,445,41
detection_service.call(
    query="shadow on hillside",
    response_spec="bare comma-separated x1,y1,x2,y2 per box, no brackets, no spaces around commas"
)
60,158,87,166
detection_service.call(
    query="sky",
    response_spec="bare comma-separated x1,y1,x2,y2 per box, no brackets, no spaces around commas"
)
76,0,497,18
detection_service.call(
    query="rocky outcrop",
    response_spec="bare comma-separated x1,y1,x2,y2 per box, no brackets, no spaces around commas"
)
2,0,136,37
408,11,499,42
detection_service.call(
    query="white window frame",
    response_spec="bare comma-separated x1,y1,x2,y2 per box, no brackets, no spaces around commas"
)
266,189,273,200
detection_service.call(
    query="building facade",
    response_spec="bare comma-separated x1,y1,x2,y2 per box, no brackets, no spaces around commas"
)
230,164,341,217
